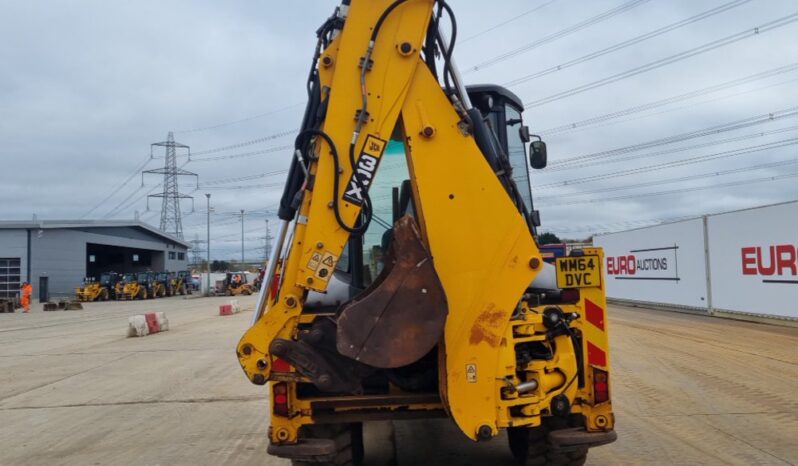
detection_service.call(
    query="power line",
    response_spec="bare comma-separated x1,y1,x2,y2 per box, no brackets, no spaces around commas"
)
537,137,798,189
538,62,798,135
192,130,297,156
542,76,798,142
104,159,192,219
524,12,798,108
466,0,651,73
190,145,293,163
174,102,304,134
460,0,559,44
199,169,288,186
544,215,696,235
537,157,798,201
548,106,798,169
201,182,285,191
80,155,152,219
545,123,798,173
539,171,798,207
504,0,752,88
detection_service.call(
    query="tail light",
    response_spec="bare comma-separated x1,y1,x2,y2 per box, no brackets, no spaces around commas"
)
273,382,289,417
560,288,580,303
593,368,609,403
272,357,292,373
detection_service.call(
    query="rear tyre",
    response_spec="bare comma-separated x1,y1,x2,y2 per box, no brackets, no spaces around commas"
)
508,421,588,466
101,289,109,301
291,423,363,466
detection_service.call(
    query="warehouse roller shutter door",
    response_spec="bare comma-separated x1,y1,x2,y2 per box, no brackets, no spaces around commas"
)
0,258,21,298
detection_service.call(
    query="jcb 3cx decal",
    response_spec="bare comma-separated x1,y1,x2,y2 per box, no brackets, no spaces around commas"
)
342,135,387,206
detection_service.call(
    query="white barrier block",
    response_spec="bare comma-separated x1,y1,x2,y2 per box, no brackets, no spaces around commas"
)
230,299,241,314
155,312,170,331
127,315,149,337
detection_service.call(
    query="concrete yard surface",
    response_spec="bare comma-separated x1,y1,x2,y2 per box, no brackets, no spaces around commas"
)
1,298,797,465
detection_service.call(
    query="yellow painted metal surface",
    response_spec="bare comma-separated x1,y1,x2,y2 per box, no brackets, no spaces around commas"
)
399,66,541,439
292,0,434,292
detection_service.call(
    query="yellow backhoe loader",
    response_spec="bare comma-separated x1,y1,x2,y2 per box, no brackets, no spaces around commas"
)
75,272,118,302
237,2,616,464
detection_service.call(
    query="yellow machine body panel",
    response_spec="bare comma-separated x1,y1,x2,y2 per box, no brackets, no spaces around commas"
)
399,65,541,438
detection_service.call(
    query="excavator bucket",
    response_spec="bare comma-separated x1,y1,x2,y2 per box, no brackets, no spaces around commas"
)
336,216,447,368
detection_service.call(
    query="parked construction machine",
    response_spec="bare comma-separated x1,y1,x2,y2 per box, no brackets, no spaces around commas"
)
237,2,616,464
115,273,132,299
153,272,170,298
171,271,192,296
224,272,254,296
120,272,154,300
75,272,119,302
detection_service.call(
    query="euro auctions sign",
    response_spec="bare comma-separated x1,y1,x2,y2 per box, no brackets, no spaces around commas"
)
606,246,679,281
740,245,798,283
707,201,798,319
594,218,709,309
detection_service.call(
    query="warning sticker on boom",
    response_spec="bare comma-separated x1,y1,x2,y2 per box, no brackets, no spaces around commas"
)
315,252,338,280
342,135,387,206
307,252,322,271
466,363,477,383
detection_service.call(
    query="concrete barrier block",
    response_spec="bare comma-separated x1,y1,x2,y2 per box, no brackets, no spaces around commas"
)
127,315,150,337
230,299,241,314
127,312,169,337
144,312,160,333
155,311,169,331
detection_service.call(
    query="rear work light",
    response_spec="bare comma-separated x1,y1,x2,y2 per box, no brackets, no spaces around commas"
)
593,368,609,404
273,382,289,417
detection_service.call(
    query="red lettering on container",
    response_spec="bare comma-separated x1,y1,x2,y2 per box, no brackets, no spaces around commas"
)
741,247,757,275
756,246,776,276
775,244,797,276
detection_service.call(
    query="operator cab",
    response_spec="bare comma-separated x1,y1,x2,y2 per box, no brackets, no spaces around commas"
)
466,84,543,229
329,84,545,293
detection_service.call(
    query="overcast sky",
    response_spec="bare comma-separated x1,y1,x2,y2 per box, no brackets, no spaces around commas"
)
2,0,797,260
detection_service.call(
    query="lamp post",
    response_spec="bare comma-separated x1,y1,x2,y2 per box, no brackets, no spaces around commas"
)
240,209,245,265
205,193,211,296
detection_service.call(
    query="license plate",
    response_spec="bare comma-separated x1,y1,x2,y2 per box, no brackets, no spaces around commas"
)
555,255,601,289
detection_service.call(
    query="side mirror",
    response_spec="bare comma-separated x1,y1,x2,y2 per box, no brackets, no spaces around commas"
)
529,139,547,169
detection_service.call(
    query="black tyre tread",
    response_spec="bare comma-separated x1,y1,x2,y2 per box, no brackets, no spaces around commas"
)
292,423,361,466
546,449,587,465
508,422,589,466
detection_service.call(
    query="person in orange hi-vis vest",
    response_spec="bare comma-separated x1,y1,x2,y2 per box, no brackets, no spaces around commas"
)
20,282,32,313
